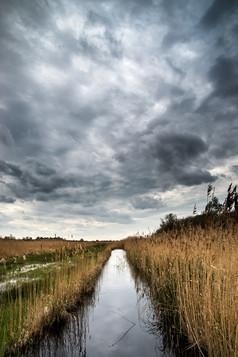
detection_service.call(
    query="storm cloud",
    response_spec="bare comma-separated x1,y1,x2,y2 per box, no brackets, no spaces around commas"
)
0,0,237,239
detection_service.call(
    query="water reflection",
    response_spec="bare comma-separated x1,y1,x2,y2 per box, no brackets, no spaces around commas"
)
22,250,176,357
130,261,204,357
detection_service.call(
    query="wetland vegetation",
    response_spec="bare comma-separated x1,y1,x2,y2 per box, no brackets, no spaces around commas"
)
124,185,238,357
1,185,237,356
0,239,116,356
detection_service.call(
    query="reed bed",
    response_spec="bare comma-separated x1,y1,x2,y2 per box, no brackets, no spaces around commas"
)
0,239,105,258
124,221,238,357
0,243,114,356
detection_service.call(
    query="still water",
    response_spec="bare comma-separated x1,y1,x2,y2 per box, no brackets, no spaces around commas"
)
25,250,174,357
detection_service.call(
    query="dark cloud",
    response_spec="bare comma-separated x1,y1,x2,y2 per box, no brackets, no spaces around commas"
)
0,160,23,178
176,169,216,186
0,159,114,207
170,97,196,114
232,165,238,174
0,124,15,147
208,56,238,97
161,0,189,16
0,0,237,238
114,131,216,193
0,160,75,198
201,0,238,28
0,195,16,204
149,132,217,187
150,132,208,168
210,128,238,159
1,100,45,158
162,31,186,50
130,195,164,210
25,160,56,177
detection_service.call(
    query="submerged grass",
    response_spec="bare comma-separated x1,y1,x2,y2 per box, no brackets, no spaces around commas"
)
124,221,238,357
0,241,116,356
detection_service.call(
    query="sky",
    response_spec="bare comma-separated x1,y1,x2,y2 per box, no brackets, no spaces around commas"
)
0,0,238,240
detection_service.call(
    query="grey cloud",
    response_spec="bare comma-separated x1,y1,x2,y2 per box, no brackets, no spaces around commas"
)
176,169,216,186
0,195,16,203
114,131,215,192
0,0,60,33
208,56,238,98
166,58,185,78
76,31,123,62
25,160,56,177
95,210,133,224
0,0,237,238
0,160,23,178
210,128,238,159
232,24,238,37
130,195,164,210
232,165,238,174
87,10,111,26
161,31,186,50
170,97,196,114
0,125,15,147
1,101,44,157
170,86,185,97
150,132,208,168
148,132,217,186
0,159,114,206
63,205,133,224
161,0,189,16
0,160,77,197
200,0,238,28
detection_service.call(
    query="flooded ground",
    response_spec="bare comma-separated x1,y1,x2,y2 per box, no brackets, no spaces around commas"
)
23,250,175,357
0,262,56,292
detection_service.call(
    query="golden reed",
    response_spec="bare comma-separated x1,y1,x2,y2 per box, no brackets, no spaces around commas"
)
124,221,238,357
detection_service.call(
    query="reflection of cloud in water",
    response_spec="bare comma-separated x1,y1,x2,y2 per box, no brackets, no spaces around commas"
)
22,292,94,357
133,268,203,357
21,250,188,357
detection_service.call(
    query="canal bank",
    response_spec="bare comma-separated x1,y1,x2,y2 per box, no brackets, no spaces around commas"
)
21,249,175,356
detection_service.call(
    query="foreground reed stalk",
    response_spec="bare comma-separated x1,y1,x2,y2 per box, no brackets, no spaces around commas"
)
124,222,238,357
0,244,113,356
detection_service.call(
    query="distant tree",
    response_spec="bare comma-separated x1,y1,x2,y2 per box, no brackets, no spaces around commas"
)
205,195,223,215
4,234,16,240
159,213,178,232
23,236,33,241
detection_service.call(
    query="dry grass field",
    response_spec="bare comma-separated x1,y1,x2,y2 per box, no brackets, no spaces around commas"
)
0,238,106,258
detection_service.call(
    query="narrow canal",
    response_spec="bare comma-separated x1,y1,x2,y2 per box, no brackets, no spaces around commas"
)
24,249,175,356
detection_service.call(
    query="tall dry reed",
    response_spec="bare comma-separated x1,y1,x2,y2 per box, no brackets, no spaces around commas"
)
0,239,105,258
0,243,114,356
124,222,238,357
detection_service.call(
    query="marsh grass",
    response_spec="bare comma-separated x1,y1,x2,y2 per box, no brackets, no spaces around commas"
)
0,239,108,259
0,242,114,356
124,221,238,357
